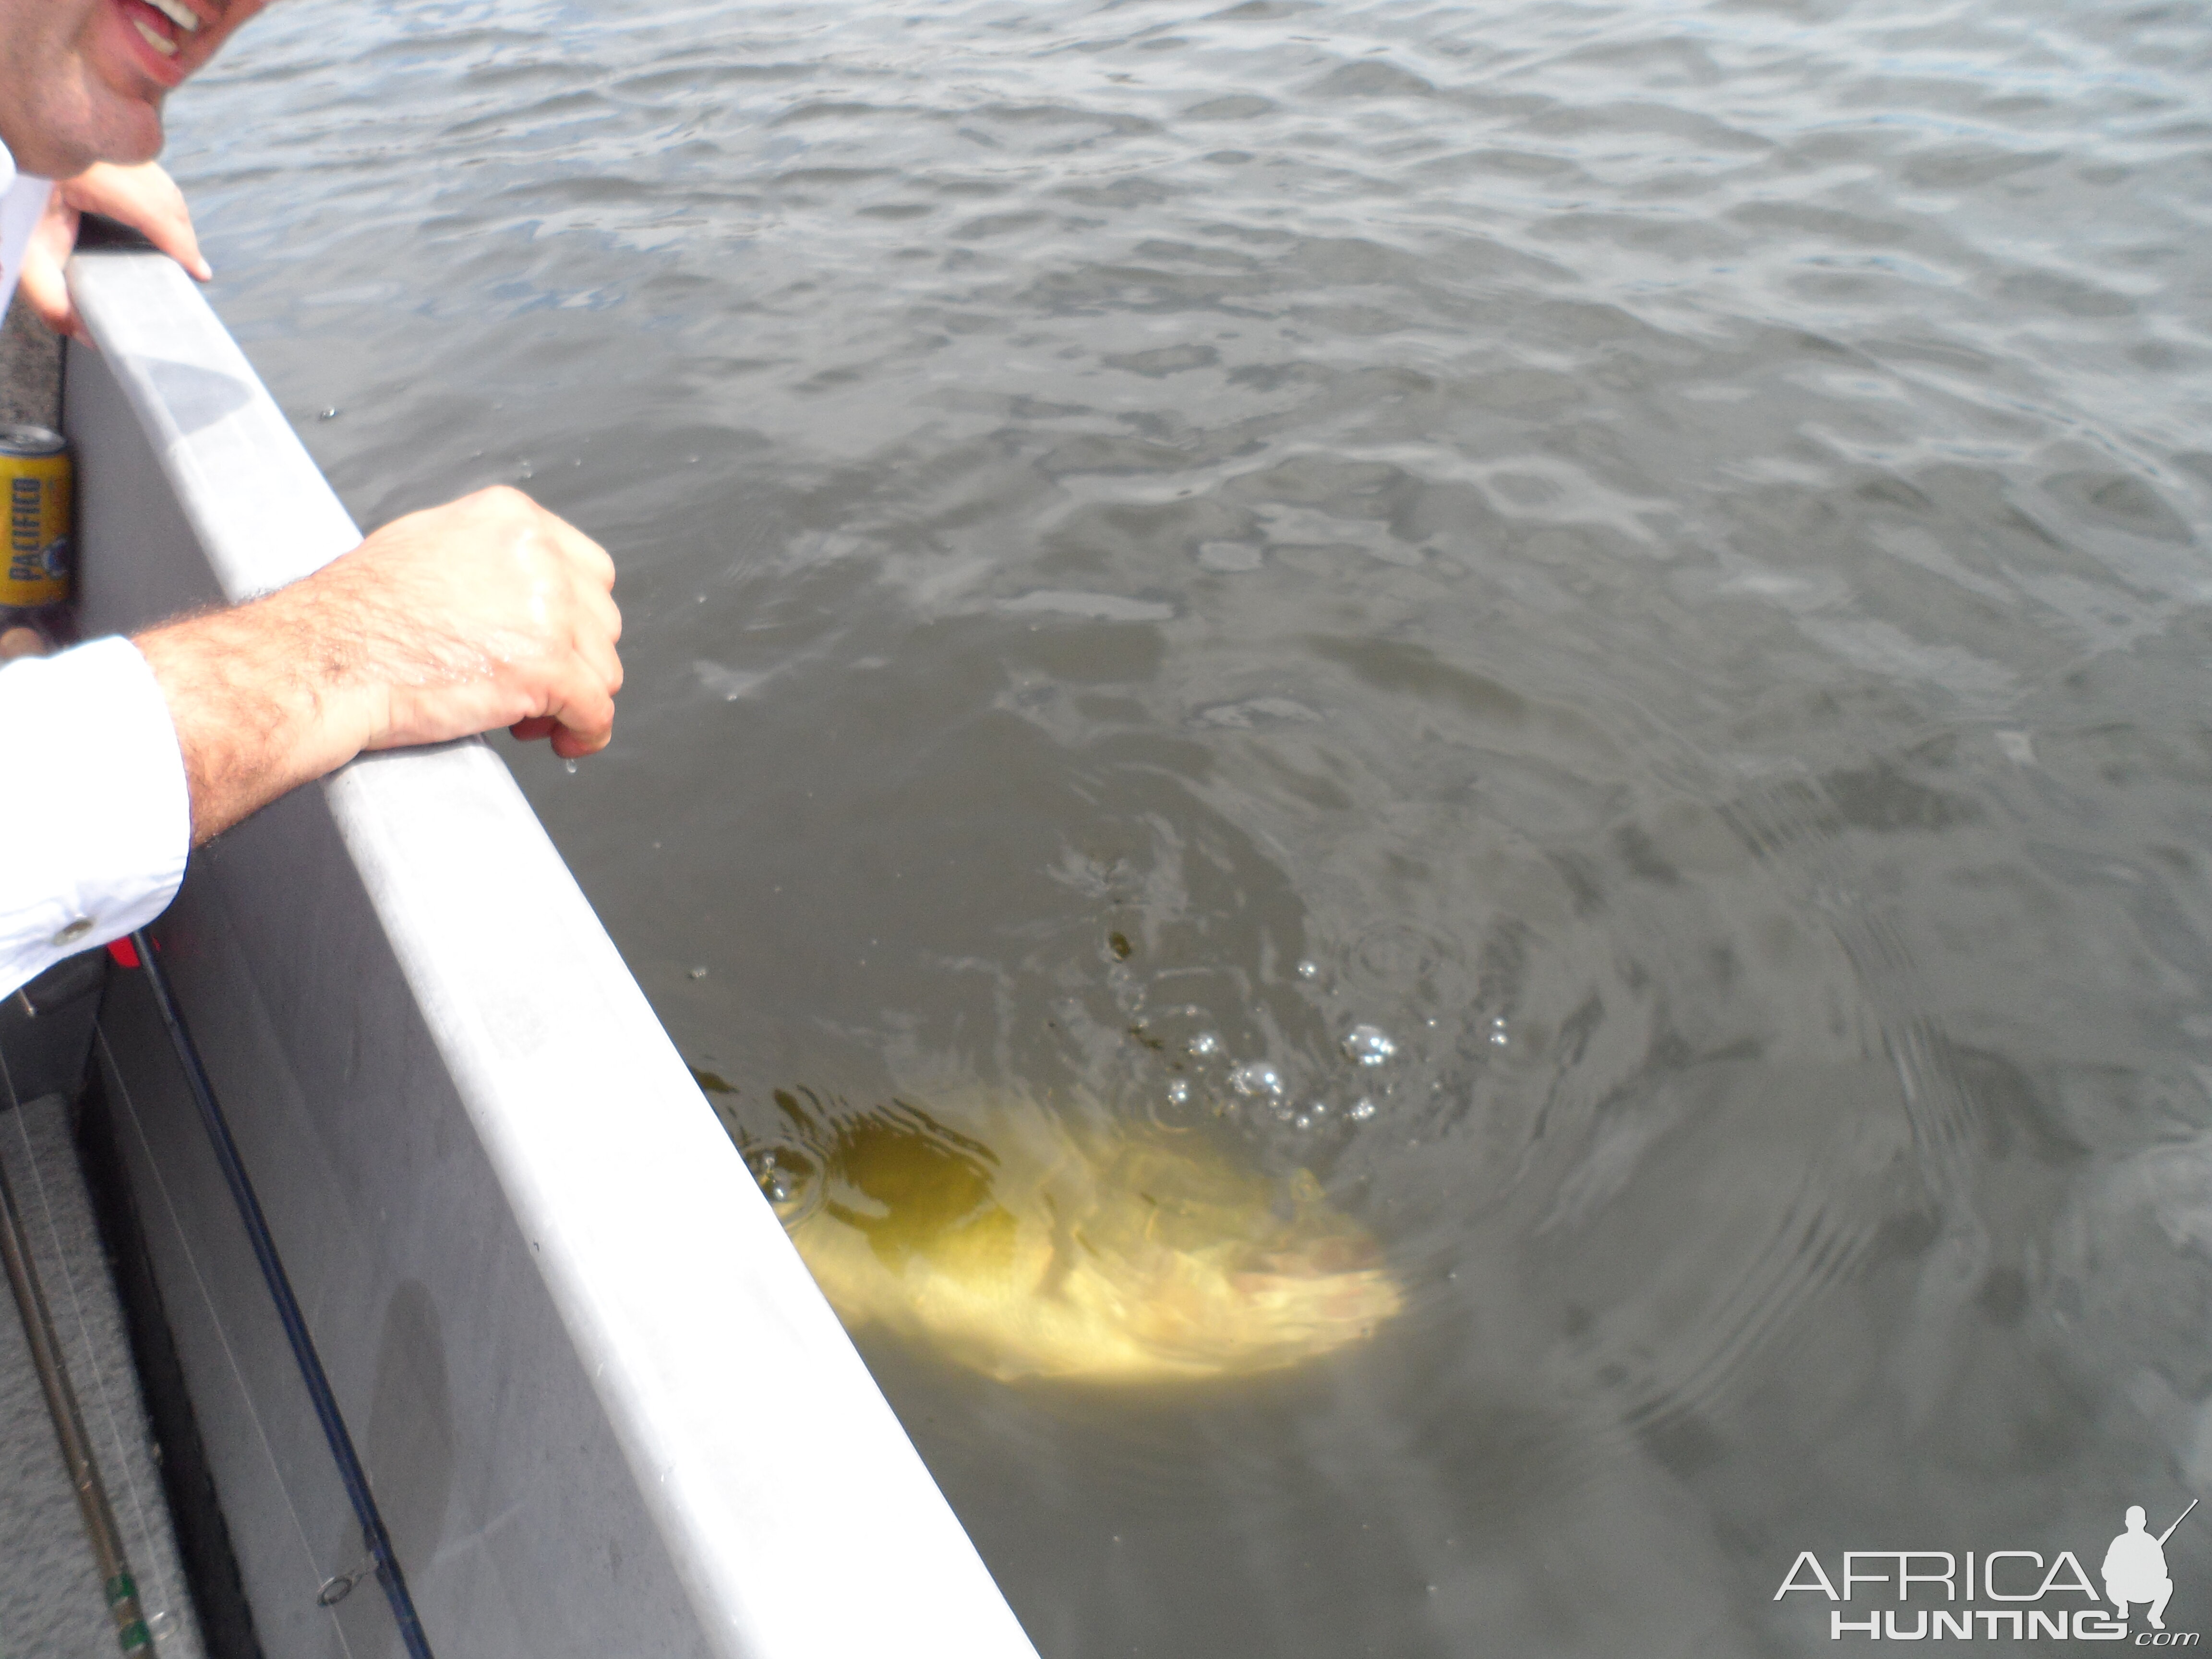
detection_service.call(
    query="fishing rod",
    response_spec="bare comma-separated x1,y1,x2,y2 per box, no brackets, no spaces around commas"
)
2160,1500,2198,1547
128,930,436,1659
0,1148,155,1655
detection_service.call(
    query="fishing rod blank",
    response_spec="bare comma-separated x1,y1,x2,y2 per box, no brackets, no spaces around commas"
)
130,930,436,1659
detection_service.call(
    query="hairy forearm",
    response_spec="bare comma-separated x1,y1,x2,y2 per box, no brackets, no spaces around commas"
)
132,584,379,844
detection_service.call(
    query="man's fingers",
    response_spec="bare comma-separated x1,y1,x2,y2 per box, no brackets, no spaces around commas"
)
15,166,209,349
585,582,623,647
16,244,86,346
532,613,622,756
113,187,207,279
17,253,70,334
140,209,211,283
578,626,625,699
548,681,617,758
63,164,211,281
511,607,621,758
550,725,612,760
19,197,89,343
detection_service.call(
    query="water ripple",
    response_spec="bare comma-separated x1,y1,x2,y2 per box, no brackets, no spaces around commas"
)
164,0,2212,1651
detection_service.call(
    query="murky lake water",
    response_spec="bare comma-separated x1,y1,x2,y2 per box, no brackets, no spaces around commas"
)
163,0,2212,1649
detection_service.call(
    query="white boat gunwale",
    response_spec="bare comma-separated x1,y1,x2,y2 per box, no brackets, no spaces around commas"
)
65,245,1038,1659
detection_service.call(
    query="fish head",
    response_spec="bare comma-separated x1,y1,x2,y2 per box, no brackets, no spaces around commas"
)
751,1089,1402,1381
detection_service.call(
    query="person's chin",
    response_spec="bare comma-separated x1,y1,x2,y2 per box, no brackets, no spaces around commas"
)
10,96,161,176
49,4,173,161
43,77,166,172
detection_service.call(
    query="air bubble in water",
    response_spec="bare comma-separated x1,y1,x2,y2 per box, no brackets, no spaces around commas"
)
1166,1079,1191,1107
1342,1024,1396,1066
1489,1017,1509,1047
1349,1097,1377,1122
1297,960,1319,980
1190,1031,1222,1058
688,965,708,980
744,1145,820,1224
1342,1024,1395,1067
1231,1062,1284,1099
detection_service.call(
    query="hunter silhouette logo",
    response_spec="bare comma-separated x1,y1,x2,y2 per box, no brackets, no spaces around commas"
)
1776,1501,2201,1643
2107,1503,2194,1632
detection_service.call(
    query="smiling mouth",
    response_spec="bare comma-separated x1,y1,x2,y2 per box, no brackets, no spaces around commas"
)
126,0,200,59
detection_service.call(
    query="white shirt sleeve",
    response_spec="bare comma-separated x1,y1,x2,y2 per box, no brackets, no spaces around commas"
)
0,636,191,998
0,168,52,321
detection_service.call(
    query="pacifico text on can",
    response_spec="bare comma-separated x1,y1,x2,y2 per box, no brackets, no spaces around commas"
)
0,423,72,615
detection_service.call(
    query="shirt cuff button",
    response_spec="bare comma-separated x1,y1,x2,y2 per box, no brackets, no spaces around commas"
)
50,917,95,947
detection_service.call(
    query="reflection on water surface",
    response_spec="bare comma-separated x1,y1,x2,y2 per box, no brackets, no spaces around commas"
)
173,0,2212,1649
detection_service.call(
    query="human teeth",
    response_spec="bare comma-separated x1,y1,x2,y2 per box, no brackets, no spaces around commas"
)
130,14,178,54
144,0,199,31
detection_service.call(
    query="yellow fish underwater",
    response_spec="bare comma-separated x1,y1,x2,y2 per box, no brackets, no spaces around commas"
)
748,1090,1402,1383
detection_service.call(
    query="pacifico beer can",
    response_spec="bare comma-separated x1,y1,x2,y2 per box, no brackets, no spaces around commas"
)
0,424,72,619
